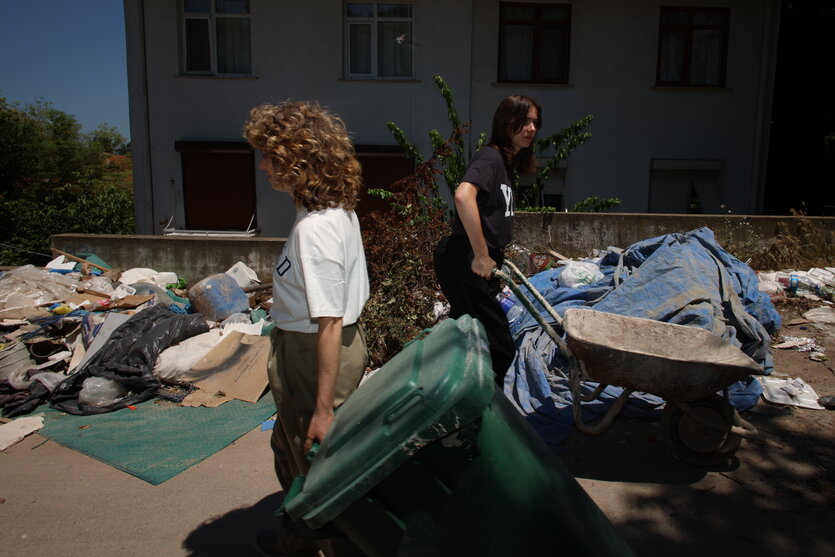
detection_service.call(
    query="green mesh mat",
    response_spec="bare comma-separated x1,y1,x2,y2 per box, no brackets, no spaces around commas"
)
39,394,276,485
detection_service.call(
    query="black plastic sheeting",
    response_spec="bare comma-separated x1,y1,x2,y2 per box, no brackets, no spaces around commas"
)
1,306,210,418
45,305,209,415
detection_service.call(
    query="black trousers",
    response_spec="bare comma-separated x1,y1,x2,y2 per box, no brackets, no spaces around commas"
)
433,235,515,384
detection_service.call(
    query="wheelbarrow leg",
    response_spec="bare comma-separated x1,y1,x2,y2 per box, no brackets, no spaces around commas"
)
570,362,633,436
496,263,633,436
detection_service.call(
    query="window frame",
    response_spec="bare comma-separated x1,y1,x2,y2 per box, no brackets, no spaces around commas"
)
655,6,730,87
344,1,415,80
182,0,252,76
497,2,572,85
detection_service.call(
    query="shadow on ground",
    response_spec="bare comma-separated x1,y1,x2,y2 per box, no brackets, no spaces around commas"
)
182,492,284,556
562,410,834,557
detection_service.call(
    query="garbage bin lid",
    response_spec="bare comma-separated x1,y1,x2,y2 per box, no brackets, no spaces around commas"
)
285,315,494,528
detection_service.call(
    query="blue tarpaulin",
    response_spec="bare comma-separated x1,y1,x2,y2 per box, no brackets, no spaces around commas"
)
501,227,780,450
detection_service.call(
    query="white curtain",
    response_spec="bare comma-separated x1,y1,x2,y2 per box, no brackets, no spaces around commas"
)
501,25,533,81
690,30,722,85
350,23,372,74
659,31,685,83
378,21,411,77
217,18,251,74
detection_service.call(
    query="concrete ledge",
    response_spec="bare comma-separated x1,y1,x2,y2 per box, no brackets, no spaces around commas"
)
513,213,835,262
51,234,286,283
52,214,835,283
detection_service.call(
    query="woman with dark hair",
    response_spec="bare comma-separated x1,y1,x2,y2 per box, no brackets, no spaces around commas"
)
244,101,369,557
433,94,541,384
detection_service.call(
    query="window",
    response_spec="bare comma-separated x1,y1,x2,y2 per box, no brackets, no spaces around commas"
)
345,2,413,79
176,142,257,230
498,3,571,84
656,7,729,87
183,0,251,75
649,159,724,213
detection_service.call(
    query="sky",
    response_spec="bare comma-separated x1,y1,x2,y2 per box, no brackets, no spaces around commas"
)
0,0,130,138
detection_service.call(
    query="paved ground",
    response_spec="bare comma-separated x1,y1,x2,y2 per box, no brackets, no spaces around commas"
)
1,422,279,556
564,296,835,557
1,297,833,556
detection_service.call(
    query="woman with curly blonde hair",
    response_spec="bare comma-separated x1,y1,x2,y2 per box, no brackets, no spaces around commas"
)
244,101,363,211
244,101,369,557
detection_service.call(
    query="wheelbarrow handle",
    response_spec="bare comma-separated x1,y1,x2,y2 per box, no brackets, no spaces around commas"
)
492,265,568,356
493,262,564,329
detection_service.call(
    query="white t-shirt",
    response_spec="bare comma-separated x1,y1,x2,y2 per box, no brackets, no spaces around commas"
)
270,207,370,333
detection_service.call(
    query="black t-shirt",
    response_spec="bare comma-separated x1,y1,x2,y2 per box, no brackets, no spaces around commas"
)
452,146,514,253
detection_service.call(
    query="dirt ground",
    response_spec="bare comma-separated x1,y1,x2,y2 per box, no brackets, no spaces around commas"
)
1,290,832,557
562,294,835,557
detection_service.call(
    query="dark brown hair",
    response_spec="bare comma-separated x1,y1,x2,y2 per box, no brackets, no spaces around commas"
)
489,94,541,174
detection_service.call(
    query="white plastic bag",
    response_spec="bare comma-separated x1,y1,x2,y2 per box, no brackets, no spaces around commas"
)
78,377,128,407
154,329,225,382
558,261,604,288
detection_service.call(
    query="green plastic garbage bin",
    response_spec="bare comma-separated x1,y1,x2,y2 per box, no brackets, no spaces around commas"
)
282,315,634,557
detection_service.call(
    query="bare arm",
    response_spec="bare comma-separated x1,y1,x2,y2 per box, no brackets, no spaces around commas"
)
305,315,343,452
455,181,495,279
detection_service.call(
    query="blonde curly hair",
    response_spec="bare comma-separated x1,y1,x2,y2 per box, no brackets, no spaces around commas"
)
243,101,363,211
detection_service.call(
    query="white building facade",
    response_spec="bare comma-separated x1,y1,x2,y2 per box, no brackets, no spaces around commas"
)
124,0,780,236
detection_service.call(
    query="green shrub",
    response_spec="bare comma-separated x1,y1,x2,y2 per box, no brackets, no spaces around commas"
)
0,98,134,267
0,176,135,267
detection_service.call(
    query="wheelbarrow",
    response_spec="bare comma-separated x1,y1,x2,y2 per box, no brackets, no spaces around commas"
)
495,261,763,466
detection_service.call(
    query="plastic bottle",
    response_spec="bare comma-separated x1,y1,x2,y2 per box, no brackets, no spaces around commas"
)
497,286,515,313
789,274,820,296
506,303,526,326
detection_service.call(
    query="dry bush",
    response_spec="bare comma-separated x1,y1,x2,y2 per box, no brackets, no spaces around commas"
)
359,158,450,367
752,212,835,270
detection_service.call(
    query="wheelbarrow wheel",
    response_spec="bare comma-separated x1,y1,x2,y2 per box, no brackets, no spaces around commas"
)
662,396,742,467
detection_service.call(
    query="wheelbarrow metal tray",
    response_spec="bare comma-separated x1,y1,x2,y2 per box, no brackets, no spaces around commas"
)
563,308,764,402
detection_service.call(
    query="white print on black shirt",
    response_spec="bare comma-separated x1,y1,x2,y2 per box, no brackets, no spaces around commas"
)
276,256,291,276
500,183,514,217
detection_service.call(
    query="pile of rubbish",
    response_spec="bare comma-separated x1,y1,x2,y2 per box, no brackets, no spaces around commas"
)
756,268,835,302
1,226,831,440
0,258,273,419
495,227,834,447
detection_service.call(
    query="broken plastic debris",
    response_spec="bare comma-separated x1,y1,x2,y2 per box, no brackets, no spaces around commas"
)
772,336,824,352
758,376,825,410
803,306,835,325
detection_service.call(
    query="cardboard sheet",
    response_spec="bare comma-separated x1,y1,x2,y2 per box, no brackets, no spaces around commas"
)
181,331,270,407
0,415,44,451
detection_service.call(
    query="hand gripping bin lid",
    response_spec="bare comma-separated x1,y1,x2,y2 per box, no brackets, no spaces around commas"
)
284,315,495,528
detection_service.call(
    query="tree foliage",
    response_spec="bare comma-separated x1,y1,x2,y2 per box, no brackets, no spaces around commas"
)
385,75,593,208
0,98,134,267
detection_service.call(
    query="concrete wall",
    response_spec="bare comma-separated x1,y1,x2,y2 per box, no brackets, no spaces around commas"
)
51,234,286,285
512,213,835,262
468,0,779,214
124,0,780,236
125,0,473,236
52,214,834,284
